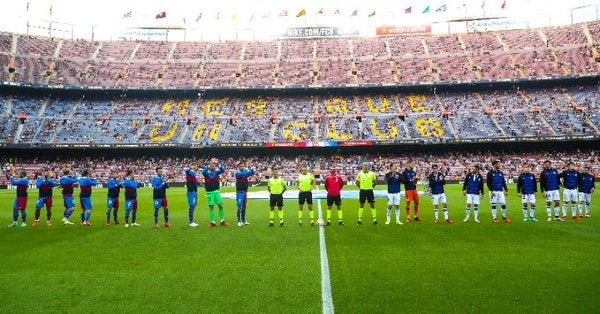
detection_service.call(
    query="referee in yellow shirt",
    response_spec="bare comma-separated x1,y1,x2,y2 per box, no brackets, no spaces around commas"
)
356,162,378,225
297,164,316,226
268,168,286,227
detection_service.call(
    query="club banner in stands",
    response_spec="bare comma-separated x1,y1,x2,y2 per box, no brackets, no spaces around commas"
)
376,25,431,36
466,18,528,32
281,27,359,38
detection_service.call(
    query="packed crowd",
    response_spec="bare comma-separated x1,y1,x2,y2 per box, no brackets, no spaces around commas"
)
2,150,599,187
0,22,598,88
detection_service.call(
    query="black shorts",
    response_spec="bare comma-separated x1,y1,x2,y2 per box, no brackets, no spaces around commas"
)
359,189,375,204
298,191,313,205
270,194,284,207
327,195,342,206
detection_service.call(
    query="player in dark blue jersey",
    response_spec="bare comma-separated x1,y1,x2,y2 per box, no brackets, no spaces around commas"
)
59,168,79,226
184,165,202,227
106,170,122,225
384,164,403,225
516,164,538,222
152,167,172,228
462,165,484,223
559,162,580,221
8,170,29,228
578,166,595,218
235,160,256,226
539,160,562,221
34,171,58,227
486,161,511,224
79,170,98,226
427,164,453,224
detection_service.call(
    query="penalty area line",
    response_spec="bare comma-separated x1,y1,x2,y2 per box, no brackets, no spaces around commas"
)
317,199,334,314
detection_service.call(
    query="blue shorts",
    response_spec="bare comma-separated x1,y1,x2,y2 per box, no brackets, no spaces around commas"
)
236,191,248,208
36,197,53,209
153,198,168,209
80,197,93,210
64,196,75,209
187,192,197,206
107,197,119,209
126,199,138,211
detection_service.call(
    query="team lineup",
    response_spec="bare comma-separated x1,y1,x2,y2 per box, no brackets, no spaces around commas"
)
6,158,596,228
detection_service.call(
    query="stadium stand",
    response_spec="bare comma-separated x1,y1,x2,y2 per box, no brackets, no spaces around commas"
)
2,22,599,88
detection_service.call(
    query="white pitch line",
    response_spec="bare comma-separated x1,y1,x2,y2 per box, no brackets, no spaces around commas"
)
317,199,335,314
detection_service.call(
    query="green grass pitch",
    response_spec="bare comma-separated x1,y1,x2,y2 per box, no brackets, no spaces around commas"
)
1,184,599,313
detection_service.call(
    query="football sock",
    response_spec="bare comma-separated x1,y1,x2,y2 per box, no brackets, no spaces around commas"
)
395,208,400,221
338,209,343,220
218,208,225,221
106,209,112,222
562,205,568,217
522,207,528,218
309,210,315,221
125,210,130,223
434,208,439,220
571,204,577,217
132,210,137,223
298,210,303,221
164,209,169,223
237,207,242,222
189,207,195,223
465,208,471,218
474,207,479,219
12,208,18,221
501,205,507,218
154,208,159,224
443,208,448,220
530,207,536,218
278,209,284,221
241,207,246,222
47,208,52,221
35,208,41,220
414,204,419,216
81,212,85,222
371,208,377,221
113,209,119,221
326,209,332,221
209,208,216,223
554,206,560,217
20,210,26,222
269,210,275,221
84,211,91,222
66,208,74,218
386,209,392,221
406,204,411,217
358,207,363,221
546,203,552,217
491,205,497,219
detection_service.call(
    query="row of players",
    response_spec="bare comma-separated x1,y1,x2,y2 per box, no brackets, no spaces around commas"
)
6,159,596,228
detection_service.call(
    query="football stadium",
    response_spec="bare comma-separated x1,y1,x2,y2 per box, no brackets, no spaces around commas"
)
1,0,600,312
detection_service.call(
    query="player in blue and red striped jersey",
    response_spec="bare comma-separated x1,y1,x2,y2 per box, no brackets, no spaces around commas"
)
33,171,58,227
123,170,143,227
202,158,228,227
184,165,201,227
8,170,29,228
59,168,78,226
106,170,122,226
79,170,98,226
235,160,256,226
152,166,172,229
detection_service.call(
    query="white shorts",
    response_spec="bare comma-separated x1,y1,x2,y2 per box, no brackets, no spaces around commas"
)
490,191,506,205
578,193,591,203
544,190,560,202
563,189,578,202
387,193,401,206
521,194,536,204
432,193,447,206
466,194,480,205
